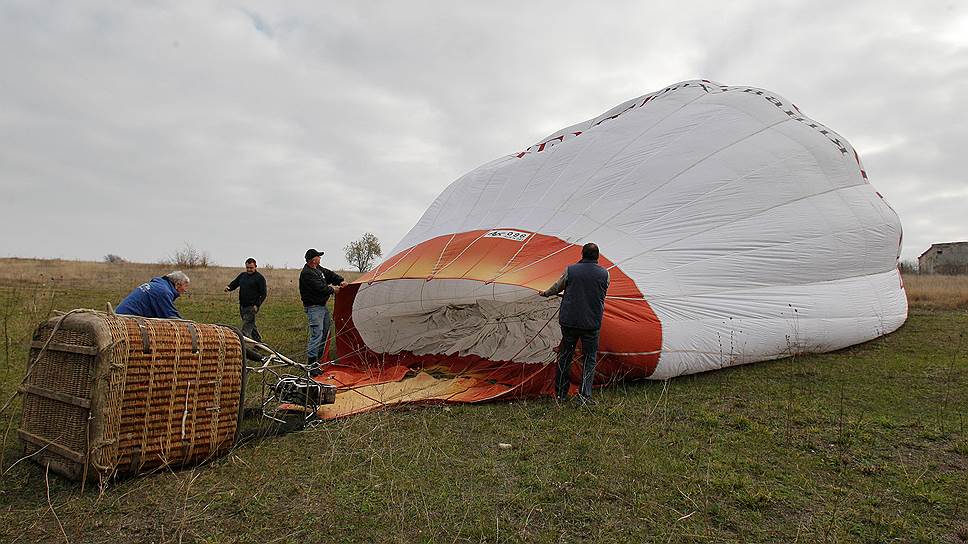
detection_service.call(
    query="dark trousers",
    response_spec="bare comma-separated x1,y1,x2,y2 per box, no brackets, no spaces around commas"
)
555,325,600,400
240,305,261,342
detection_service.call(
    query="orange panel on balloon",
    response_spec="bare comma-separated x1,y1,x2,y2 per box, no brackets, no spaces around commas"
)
362,230,646,298
333,230,663,414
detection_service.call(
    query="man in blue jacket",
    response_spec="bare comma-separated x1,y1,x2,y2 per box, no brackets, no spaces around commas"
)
540,243,610,405
116,271,190,319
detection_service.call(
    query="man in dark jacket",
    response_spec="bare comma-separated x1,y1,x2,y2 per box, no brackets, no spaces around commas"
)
224,257,267,342
539,243,610,404
116,271,190,319
299,248,345,372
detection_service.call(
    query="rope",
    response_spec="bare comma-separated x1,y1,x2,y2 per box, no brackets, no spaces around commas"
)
0,308,88,414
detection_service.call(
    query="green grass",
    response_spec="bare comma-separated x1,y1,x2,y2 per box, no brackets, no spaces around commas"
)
0,266,965,543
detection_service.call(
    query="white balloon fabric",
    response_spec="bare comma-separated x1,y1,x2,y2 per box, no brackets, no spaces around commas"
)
332,79,906,407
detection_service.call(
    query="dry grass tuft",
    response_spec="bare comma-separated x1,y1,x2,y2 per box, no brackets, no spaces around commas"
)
903,273,968,310
0,258,361,303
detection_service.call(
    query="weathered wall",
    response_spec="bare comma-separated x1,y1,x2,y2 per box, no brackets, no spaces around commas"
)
919,242,968,274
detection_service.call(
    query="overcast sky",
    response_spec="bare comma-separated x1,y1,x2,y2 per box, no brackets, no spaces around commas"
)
1,1,965,269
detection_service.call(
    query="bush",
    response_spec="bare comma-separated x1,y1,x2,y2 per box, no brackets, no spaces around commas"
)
103,254,127,264
898,260,918,274
165,243,213,268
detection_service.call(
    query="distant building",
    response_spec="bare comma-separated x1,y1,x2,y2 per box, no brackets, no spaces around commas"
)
918,242,968,274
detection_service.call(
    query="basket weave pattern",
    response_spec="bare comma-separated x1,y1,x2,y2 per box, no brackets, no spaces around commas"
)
19,311,243,483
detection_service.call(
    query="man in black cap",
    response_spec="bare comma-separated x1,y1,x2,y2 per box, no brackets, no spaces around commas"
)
224,257,267,342
299,248,345,373
539,242,610,405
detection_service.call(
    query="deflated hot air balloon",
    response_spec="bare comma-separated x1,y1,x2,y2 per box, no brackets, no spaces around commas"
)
321,80,907,418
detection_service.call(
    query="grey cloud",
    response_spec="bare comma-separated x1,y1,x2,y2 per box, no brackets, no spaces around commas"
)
0,0,964,267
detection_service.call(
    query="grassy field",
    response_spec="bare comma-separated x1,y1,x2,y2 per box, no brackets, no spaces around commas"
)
0,258,965,543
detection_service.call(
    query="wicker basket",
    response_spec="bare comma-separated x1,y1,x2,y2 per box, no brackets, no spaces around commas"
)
18,310,245,484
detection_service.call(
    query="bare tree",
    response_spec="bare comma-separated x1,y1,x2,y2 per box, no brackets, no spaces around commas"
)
344,233,382,272
166,242,213,268
103,254,127,264
898,259,918,274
